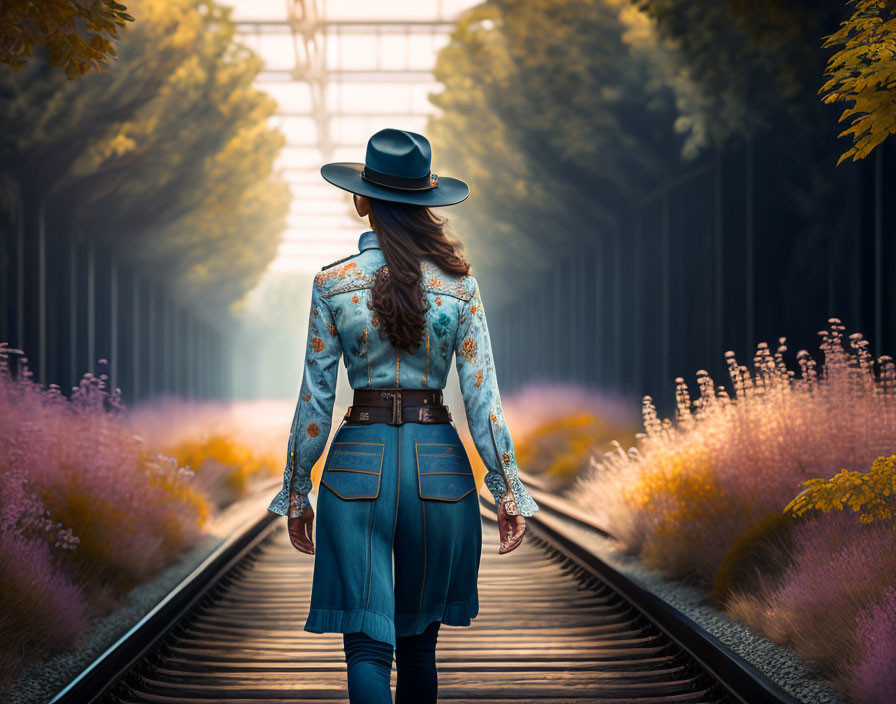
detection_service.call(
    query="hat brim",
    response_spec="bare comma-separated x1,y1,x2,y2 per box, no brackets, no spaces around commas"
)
320,163,470,207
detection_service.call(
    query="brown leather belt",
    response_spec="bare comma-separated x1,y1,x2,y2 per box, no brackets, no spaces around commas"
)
344,388,452,425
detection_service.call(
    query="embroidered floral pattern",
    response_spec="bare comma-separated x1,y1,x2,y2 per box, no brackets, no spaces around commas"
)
316,261,358,285
317,261,376,299
420,262,475,301
460,337,477,363
267,233,538,518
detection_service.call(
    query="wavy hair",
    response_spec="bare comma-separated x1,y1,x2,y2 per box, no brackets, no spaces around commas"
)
367,197,470,353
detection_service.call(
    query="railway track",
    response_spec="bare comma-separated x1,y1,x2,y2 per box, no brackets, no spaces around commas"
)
48,482,800,704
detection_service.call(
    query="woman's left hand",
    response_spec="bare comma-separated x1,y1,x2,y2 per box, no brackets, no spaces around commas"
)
288,504,315,555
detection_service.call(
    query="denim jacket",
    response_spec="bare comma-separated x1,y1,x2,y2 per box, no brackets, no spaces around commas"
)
267,229,538,518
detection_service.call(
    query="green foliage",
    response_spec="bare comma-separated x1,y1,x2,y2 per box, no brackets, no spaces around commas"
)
786,455,896,524
0,0,289,313
0,0,133,78
819,0,896,164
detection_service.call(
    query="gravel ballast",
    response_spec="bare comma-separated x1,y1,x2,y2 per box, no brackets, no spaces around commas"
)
539,509,847,704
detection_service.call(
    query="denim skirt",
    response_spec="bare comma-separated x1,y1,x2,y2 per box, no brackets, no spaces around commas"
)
304,419,483,648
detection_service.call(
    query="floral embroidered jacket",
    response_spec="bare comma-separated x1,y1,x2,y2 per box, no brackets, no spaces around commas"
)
267,229,539,518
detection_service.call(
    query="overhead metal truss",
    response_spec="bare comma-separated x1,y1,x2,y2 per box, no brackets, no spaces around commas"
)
234,5,457,161
233,1,463,271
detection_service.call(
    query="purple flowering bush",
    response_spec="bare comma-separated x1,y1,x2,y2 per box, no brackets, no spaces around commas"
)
0,345,208,690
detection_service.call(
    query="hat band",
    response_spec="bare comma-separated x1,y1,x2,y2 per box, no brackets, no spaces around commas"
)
361,165,436,191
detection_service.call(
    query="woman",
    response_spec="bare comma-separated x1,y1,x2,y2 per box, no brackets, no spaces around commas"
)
267,128,539,704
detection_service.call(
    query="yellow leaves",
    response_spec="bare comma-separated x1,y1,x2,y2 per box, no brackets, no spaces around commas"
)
784,454,896,523
0,0,134,78
819,0,896,164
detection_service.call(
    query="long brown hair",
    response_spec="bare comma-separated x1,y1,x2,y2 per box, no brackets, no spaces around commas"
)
367,196,470,353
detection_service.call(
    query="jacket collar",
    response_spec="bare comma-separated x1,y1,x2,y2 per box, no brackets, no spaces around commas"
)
358,230,380,252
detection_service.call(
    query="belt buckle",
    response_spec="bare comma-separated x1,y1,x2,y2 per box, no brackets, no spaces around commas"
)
359,410,370,421
418,406,433,422
381,391,402,425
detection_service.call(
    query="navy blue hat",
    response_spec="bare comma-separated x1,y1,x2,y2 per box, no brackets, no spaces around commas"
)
320,128,470,207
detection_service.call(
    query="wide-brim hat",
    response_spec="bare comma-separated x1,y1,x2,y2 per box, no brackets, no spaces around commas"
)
320,128,470,207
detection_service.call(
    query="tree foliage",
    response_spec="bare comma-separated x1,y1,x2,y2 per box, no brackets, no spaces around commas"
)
820,0,896,164
0,0,289,313
636,0,847,153
427,0,683,291
786,455,896,524
0,0,133,78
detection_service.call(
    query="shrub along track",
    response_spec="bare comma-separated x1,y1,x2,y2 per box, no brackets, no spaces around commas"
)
48,481,800,703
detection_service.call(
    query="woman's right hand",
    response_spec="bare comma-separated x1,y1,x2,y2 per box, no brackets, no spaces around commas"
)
497,493,525,554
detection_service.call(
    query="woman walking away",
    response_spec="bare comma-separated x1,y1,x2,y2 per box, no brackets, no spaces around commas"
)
267,128,539,704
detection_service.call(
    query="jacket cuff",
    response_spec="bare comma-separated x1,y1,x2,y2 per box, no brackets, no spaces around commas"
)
288,491,310,519
485,474,539,517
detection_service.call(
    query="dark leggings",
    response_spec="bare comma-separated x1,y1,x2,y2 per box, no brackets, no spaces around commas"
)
342,620,440,704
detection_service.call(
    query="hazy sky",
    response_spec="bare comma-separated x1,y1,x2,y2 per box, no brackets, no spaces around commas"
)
222,0,482,274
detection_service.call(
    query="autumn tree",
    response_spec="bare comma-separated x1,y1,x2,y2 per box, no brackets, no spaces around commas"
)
820,0,896,164
0,0,133,78
631,0,871,324
0,0,289,313
427,0,684,293
635,0,849,153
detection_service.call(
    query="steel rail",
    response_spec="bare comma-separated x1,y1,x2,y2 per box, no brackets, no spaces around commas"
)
480,489,803,704
46,481,801,703
46,510,279,704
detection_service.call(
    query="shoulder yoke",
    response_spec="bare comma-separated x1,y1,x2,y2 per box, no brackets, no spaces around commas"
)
320,251,361,271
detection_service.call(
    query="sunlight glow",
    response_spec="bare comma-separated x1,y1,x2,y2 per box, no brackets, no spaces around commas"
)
223,0,480,274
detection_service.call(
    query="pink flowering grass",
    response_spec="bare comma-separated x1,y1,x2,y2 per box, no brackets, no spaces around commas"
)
574,319,896,584
727,513,896,681
0,473,88,690
0,345,209,690
573,320,896,699
850,586,896,704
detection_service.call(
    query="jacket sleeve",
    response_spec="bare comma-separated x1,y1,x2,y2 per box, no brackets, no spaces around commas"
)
454,276,538,517
268,276,343,516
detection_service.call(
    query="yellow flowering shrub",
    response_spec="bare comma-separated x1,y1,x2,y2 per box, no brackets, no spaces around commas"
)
578,320,896,585
166,434,279,504
785,455,896,524
619,447,747,577
515,412,637,489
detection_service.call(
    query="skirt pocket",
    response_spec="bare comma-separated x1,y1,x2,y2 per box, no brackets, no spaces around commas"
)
321,441,385,500
415,442,476,502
